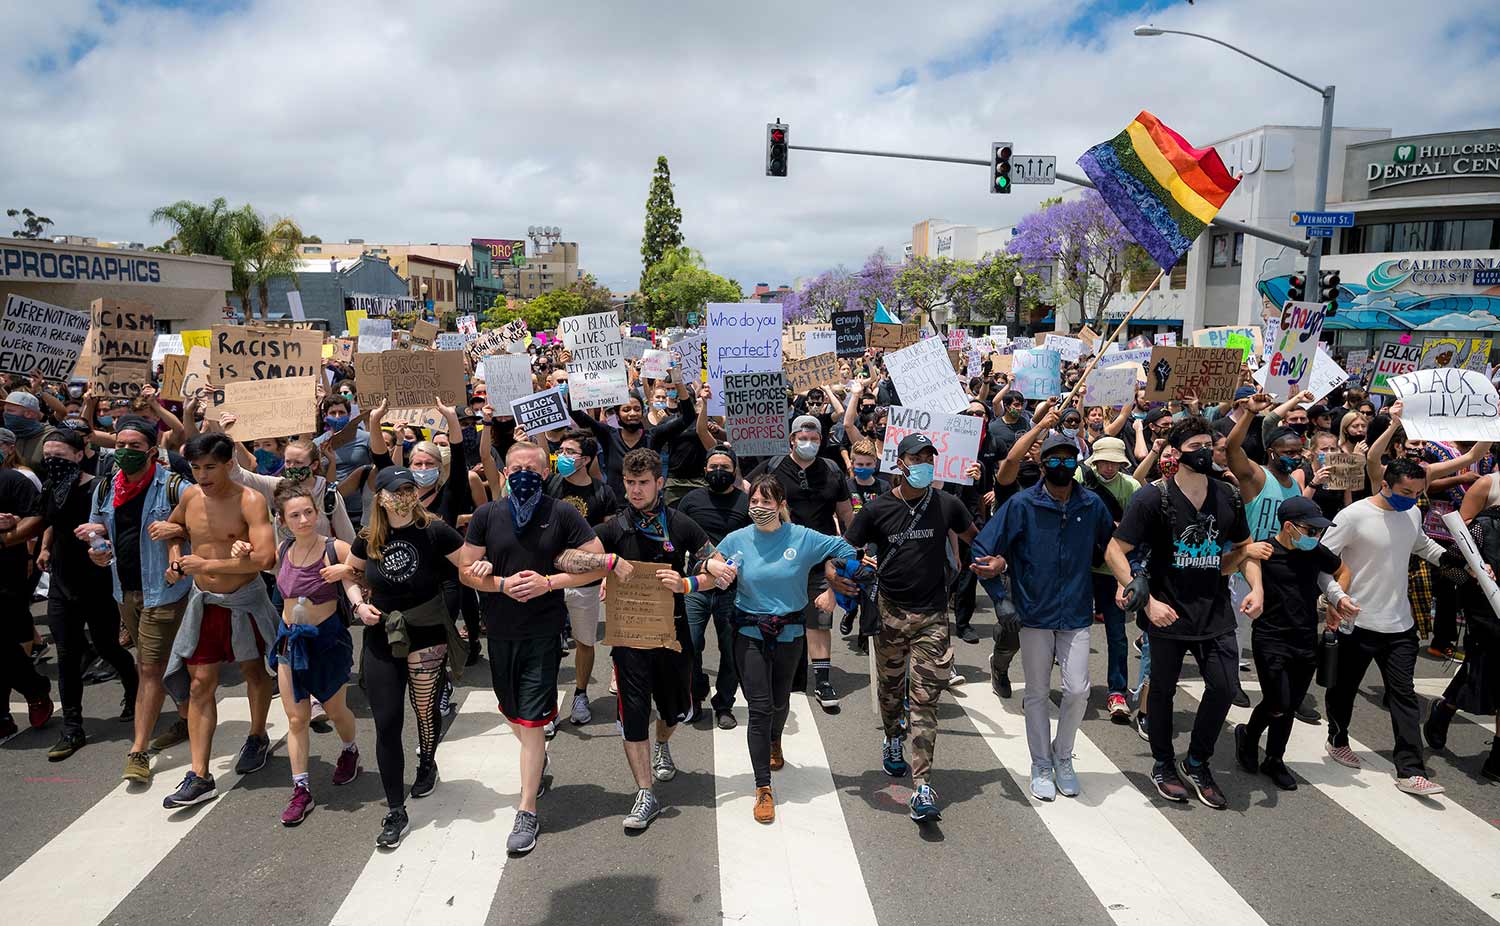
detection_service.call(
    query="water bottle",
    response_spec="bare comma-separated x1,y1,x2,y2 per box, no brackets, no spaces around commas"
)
1316,629,1339,689
1338,597,1358,634
717,552,742,590
88,531,111,554
293,596,309,625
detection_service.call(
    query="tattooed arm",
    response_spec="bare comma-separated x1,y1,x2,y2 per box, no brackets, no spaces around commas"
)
554,540,636,582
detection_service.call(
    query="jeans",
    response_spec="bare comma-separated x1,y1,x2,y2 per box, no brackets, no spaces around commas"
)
1019,627,1091,766
1091,572,1129,696
1325,625,1424,778
685,589,738,712
1145,630,1239,764
733,632,804,788
48,595,138,733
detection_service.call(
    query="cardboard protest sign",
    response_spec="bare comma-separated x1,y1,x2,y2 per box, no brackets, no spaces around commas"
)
0,294,92,381
383,407,444,432
706,302,781,416
211,324,322,388
408,320,439,350
1043,334,1085,363
169,346,212,402
509,386,570,435
1420,336,1493,373
482,353,535,412
1262,301,1329,400
1387,368,1500,442
1370,341,1421,395
160,354,188,402
1143,346,1241,402
88,298,155,400
884,337,969,413
723,371,788,456
220,376,319,442
1319,451,1366,491
561,311,628,409
463,327,506,365
642,349,671,380
1083,366,1139,407
784,352,839,396
603,561,681,652
869,322,921,351
1254,346,1347,405
331,338,355,364
879,406,983,485
833,311,866,358
805,329,837,357
354,350,466,411
1012,349,1062,400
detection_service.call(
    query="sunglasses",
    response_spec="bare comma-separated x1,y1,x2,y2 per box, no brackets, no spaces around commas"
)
1043,457,1079,470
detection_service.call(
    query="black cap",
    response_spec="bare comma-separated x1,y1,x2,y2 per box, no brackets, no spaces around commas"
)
1277,496,1331,530
896,433,935,457
374,467,417,493
1144,407,1171,426
114,416,159,446
1308,403,1330,420
1040,433,1081,458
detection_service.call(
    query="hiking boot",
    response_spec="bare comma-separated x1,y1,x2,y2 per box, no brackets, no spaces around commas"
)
149,717,189,751
280,784,315,826
122,751,151,784
753,786,776,824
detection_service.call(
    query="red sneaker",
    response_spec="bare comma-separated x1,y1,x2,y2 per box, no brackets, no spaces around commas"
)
1107,693,1130,724
332,746,361,786
28,691,54,729
280,784,314,826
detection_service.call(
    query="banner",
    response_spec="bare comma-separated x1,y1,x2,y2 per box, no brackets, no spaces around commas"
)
602,561,681,652
833,311,866,358
343,293,418,318
561,311,628,409
1083,366,1139,406
784,352,839,396
88,298,155,399
212,324,322,387
354,350,466,411
220,376,319,442
869,322,921,351
357,318,392,354
1419,336,1493,373
1144,346,1241,402
884,336,969,413
879,406,983,485
1043,334,1085,363
510,386,570,435
1370,341,1421,395
723,371,788,456
804,329,837,357
706,302,781,416
1387,368,1500,441
0,294,91,381
1262,300,1329,399
1012,349,1062,400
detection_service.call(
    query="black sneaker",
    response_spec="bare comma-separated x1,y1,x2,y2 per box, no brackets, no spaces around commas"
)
118,694,135,723
1231,687,1251,709
48,730,86,762
376,807,410,849
1260,757,1298,791
1135,712,1151,743
1294,697,1322,725
1424,700,1453,752
1151,761,1190,803
814,681,840,712
162,771,218,808
411,759,438,799
0,714,19,742
234,734,270,775
838,611,855,636
1233,724,1258,774
1177,757,1228,809
958,625,980,644
715,711,737,731
991,669,1012,699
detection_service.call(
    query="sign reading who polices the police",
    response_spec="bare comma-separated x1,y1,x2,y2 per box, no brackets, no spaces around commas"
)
1289,211,1355,228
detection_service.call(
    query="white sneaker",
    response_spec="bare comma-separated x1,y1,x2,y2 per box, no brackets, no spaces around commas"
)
309,696,328,725
543,717,558,740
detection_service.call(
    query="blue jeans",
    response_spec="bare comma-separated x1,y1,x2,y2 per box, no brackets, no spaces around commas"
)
1092,572,1129,697
685,588,738,712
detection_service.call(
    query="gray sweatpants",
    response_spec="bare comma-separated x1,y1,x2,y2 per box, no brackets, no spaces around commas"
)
1020,627,1092,767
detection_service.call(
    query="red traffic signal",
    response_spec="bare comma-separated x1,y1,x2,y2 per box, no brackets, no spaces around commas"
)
766,122,789,177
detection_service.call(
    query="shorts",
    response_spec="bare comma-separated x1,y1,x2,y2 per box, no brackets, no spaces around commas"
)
613,644,692,742
801,571,832,631
118,593,188,665
564,585,604,646
187,604,267,666
270,618,354,704
490,635,562,727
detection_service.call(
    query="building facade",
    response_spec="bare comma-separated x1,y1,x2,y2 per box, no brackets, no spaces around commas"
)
229,254,410,332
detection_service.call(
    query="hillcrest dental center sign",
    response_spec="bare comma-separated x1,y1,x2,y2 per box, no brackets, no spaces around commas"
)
1356,131,1500,193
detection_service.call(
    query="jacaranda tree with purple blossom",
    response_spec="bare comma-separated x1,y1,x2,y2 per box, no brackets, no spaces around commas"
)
1007,190,1151,331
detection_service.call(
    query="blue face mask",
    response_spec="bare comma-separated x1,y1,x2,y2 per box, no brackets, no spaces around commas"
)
557,383,569,398
401,440,416,455
411,467,441,488
96,415,113,429
651,401,667,410
853,466,877,480
904,462,935,489
1292,533,1320,551
325,414,350,431
556,454,579,477
1385,490,1419,512
1061,427,1078,439
253,448,282,475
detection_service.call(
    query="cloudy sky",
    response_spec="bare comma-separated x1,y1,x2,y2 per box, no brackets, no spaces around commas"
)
4,0,1498,293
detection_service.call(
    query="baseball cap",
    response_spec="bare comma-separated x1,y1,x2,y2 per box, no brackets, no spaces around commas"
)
1278,495,1331,530
896,433,935,457
4,391,40,413
1234,386,1257,401
1085,436,1128,465
1144,407,1172,426
0,427,14,446
1039,433,1081,458
1308,403,1330,420
791,414,822,436
374,467,417,493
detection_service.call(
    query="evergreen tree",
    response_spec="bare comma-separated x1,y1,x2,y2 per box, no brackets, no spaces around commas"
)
640,156,684,288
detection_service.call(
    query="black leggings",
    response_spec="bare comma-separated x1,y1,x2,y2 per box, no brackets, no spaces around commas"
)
361,634,447,808
1244,647,1315,760
48,595,138,732
733,631,805,788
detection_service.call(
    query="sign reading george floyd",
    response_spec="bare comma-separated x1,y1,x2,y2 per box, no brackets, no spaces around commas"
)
1143,346,1242,402
211,324,322,386
354,349,466,411
832,311,866,358
723,371,788,457
0,294,91,381
1387,367,1500,442
89,298,155,399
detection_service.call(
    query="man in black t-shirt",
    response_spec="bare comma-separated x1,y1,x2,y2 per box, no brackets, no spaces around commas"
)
546,429,620,728
840,433,975,825
1234,497,1346,792
1107,415,1262,811
460,441,603,856
0,444,49,740
746,415,854,710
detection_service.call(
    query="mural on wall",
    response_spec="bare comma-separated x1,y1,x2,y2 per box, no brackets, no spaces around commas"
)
1256,259,1500,333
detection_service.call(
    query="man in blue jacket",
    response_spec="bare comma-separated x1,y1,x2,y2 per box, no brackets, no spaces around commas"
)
972,433,1113,802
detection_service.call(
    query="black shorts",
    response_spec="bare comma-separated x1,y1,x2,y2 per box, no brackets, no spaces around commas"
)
489,635,562,727
613,644,692,742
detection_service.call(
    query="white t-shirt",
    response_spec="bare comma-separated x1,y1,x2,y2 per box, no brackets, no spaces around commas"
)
1320,497,1445,633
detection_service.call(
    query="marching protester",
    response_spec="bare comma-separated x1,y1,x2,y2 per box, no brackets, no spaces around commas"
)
1076,434,1141,722
0,428,48,740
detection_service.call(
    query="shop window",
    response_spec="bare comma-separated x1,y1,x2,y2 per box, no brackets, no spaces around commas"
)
1232,233,1244,266
1463,219,1496,250
1210,234,1231,268
1392,222,1429,251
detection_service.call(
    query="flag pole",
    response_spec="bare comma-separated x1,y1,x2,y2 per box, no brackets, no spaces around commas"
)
1058,267,1167,408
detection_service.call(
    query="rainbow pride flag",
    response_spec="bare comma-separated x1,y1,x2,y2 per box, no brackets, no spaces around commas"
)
1077,111,1240,271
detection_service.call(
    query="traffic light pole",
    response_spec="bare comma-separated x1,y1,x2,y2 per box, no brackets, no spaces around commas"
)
787,142,1312,254
1304,85,1337,296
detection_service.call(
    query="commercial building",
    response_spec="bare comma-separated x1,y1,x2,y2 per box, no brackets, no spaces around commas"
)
502,240,581,298
747,282,792,303
229,254,409,332
404,254,460,316
0,236,232,331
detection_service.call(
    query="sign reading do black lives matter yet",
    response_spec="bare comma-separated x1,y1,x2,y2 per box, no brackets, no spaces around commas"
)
833,310,866,358
560,311,628,408
723,371,788,456
0,294,92,381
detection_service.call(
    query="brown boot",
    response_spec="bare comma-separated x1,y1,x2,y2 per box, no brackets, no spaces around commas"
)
753,786,775,824
769,740,784,771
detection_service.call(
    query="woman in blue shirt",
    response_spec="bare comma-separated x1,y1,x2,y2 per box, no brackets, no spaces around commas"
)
716,475,857,824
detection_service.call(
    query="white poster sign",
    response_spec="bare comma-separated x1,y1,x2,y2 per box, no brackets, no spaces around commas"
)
1387,368,1500,442
483,353,536,412
642,349,671,380
1262,301,1329,400
1083,366,1140,407
561,311,628,409
1254,346,1347,406
883,336,969,413
706,302,781,415
879,406,983,486
1043,334,1085,363
151,333,184,366
357,318,392,354
805,329,837,357
286,291,305,321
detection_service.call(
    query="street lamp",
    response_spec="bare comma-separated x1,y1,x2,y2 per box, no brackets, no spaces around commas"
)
1134,24,1336,292
1012,270,1024,331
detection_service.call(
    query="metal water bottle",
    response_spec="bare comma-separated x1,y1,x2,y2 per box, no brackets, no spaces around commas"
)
1316,630,1339,689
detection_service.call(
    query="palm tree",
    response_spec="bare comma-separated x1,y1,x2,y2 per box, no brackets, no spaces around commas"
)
150,198,247,309
234,208,303,320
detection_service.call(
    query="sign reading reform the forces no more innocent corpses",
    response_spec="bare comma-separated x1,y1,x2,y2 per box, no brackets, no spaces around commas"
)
723,371,788,457
0,294,91,381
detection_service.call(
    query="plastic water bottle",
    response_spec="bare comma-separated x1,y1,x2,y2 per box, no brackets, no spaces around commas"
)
717,552,742,590
293,596,309,625
88,531,111,554
1338,597,1358,634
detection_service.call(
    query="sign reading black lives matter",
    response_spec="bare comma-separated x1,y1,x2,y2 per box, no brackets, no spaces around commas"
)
343,293,419,318
723,371,788,456
833,310,866,358
0,294,91,381
510,386,571,435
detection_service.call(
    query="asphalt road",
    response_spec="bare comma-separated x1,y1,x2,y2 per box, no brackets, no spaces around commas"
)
2,598,1497,926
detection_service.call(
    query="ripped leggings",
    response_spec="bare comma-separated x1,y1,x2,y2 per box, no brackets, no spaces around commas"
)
362,633,447,809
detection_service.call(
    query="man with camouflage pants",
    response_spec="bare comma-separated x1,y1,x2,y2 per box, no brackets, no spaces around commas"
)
834,434,976,823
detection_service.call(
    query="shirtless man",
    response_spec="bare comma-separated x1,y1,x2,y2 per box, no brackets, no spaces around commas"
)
160,432,279,808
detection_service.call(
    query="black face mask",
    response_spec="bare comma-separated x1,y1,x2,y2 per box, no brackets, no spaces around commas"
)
705,469,736,493
1042,463,1075,487
1016,460,1041,488
1178,447,1215,474
620,420,643,432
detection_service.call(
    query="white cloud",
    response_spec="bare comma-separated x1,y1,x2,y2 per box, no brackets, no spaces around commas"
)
2,0,1496,292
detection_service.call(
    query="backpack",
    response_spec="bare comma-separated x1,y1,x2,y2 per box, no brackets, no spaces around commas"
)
94,466,185,512
1149,476,1245,567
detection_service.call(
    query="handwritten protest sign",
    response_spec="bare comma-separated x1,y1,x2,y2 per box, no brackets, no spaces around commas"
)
455,314,478,338
435,332,465,352
1083,366,1139,407
707,302,781,416
0,294,92,381
212,324,322,387
1320,451,1366,491
1144,346,1241,402
947,329,967,351
723,371,788,456
989,325,1008,341
221,376,319,442
88,298,155,399
357,318,392,354
354,350,466,411
870,322,921,351
510,387,570,435
160,354,188,402
1387,368,1500,441
561,311,628,409
166,346,211,402
1420,336,1493,372
463,327,506,365
833,311,866,358
1153,332,1177,346
151,332,184,367
623,337,651,361
482,354,535,411
1370,341,1421,395
642,349,671,380
1254,346,1346,405
784,352,839,396
331,338,354,364
879,406,983,485
1193,325,1260,353
1043,334,1085,363
805,329,837,357
1226,332,1255,365
498,318,530,354
1263,301,1328,399
884,337,969,413
1107,347,1153,370
603,561,681,652
665,333,706,384
408,320,439,350
1012,349,1062,400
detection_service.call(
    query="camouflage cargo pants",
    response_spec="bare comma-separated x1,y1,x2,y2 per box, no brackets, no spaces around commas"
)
876,595,952,786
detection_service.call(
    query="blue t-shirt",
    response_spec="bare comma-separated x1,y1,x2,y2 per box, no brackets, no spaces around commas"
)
718,522,857,639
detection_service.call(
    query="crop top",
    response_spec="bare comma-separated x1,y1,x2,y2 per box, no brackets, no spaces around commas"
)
276,539,341,606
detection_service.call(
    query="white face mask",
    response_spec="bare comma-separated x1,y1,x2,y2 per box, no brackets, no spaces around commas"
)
793,439,819,461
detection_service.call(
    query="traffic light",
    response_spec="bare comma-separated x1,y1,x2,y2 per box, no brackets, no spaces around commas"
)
766,122,788,177
991,142,1013,194
1287,273,1306,302
1319,270,1341,316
